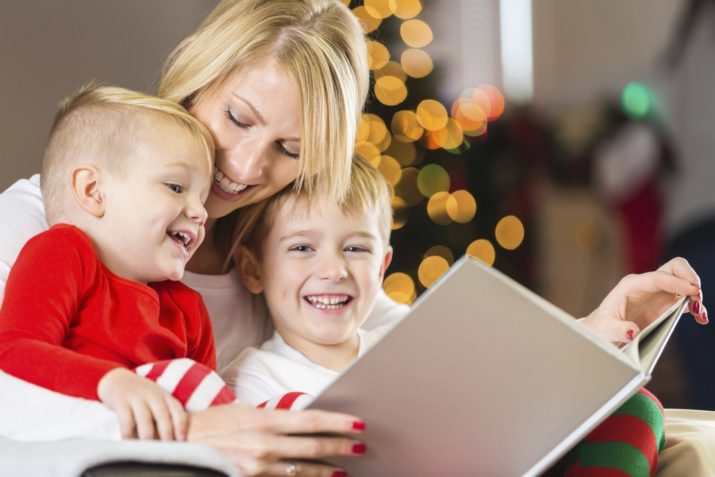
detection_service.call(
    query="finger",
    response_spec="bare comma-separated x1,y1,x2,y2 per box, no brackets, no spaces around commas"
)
640,270,700,297
659,257,701,289
165,395,188,441
255,434,366,460
132,400,157,440
115,403,137,439
260,461,345,477
147,395,175,442
263,408,365,436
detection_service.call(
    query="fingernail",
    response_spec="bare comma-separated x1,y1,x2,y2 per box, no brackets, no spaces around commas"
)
693,300,701,314
702,310,709,324
332,471,347,477
352,443,367,455
626,330,634,341
352,420,366,431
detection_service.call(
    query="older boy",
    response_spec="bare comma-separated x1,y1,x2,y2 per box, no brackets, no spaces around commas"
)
0,85,227,441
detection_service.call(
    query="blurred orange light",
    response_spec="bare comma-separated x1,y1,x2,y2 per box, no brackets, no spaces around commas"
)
355,141,381,167
426,191,452,225
374,76,408,106
378,155,402,185
416,99,448,131
393,0,422,19
466,239,496,266
394,167,423,206
385,133,418,166
351,6,382,33
418,255,450,288
364,0,397,20
400,19,433,48
391,110,424,143
367,40,390,70
400,48,433,78
495,215,525,250
383,272,416,304
374,61,407,82
478,84,505,121
446,190,477,223
424,245,454,265
391,196,409,230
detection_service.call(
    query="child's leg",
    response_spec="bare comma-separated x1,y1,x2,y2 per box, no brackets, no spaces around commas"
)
551,388,666,477
135,358,237,411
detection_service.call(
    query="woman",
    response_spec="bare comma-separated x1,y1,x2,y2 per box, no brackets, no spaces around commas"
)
0,0,709,476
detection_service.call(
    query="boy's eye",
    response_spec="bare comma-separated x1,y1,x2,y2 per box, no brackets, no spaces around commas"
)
345,246,369,253
289,245,314,253
166,183,183,194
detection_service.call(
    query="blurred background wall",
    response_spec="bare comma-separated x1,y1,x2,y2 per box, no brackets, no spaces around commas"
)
1,1,710,408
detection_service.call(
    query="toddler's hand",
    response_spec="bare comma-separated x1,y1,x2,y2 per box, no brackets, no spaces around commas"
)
97,367,188,441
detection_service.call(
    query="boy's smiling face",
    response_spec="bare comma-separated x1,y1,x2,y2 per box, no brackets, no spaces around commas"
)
97,118,212,283
242,194,392,359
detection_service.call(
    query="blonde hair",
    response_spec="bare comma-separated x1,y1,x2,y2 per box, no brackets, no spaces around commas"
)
41,84,214,224
240,156,393,258
158,0,369,201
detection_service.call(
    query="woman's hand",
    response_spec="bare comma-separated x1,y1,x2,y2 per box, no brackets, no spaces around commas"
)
581,257,707,344
187,402,365,477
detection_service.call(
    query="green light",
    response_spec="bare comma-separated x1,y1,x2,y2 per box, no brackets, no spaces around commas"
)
417,164,450,197
621,82,652,119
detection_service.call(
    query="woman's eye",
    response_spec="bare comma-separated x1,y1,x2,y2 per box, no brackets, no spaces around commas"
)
166,183,183,194
225,108,249,129
278,142,300,160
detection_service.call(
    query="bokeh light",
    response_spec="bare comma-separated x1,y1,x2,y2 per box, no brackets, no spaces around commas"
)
400,19,433,48
367,40,390,70
378,155,402,185
383,272,416,304
423,118,464,150
424,245,454,265
355,141,381,166
452,97,488,137
374,61,407,82
385,134,418,166
446,190,477,223
621,82,653,119
495,215,525,250
391,196,408,230
400,48,433,78
393,0,422,19
478,84,505,121
426,191,452,225
418,255,450,288
364,0,397,20
391,110,424,143
417,163,450,197
466,239,496,266
374,76,408,106
352,6,382,33
416,99,449,131
394,167,423,206
356,114,370,143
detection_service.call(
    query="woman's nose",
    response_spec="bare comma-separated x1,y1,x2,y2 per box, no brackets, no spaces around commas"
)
226,137,269,183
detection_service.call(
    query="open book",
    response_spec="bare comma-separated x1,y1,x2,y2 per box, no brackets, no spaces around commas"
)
307,255,687,476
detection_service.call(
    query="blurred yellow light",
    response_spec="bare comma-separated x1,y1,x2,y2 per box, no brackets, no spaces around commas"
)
357,114,370,143
400,19,433,48
446,190,477,223
394,167,423,206
478,84,505,121
441,118,464,150
391,196,408,230
378,155,402,186
393,0,422,19
452,97,488,137
375,76,408,106
424,245,454,265
495,215,525,250
391,110,424,143
418,255,450,288
374,61,407,82
426,191,452,225
417,163,450,197
363,113,389,147
364,0,397,20
351,6,382,33
355,141,381,167
421,129,445,150
416,99,448,131
385,136,417,166
466,239,496,266
366,40,390,70
400,48,433,78
383,272,416,305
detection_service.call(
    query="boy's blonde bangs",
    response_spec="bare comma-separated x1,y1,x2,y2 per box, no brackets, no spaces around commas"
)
158,0,369,201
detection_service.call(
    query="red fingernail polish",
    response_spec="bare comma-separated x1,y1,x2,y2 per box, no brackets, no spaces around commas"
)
352,420,366,431
693,301,701,313
332,471,347,477
352,443,367,454
703,311,709,324
626,330,634,341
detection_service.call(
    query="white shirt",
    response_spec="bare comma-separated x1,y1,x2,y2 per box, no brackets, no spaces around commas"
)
222,328,390,406
0,175,409,439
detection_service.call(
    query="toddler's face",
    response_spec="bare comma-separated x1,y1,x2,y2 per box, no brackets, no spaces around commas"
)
255,196,392,352
99,122,212,283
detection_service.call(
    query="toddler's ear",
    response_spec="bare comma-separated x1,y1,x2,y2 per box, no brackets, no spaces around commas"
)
234,245,264,294
71,165,105,218
379,246,394,281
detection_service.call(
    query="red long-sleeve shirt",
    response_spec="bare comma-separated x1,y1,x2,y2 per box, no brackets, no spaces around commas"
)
0,224,216,400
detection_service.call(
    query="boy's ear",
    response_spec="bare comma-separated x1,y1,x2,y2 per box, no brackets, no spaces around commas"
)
70,165,105,218
379,245,394,280
234,245,264,294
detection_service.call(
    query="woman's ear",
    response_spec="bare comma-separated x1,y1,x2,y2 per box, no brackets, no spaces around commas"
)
70,165,105,218
235,245,264,294
379,245,394,281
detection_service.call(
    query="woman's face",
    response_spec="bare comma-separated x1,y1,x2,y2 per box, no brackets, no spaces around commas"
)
190,57,302,219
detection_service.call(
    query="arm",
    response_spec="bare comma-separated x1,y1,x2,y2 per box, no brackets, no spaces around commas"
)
0,175,48,301
581,257,706,344
0,228,121,399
